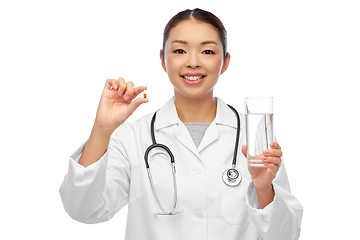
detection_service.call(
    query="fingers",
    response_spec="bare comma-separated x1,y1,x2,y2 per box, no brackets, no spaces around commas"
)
127,86,148,114
105,78,147,101
106,78,119,90
264,162,280,177
242,145,265,161
263,156,281,167
127,97,148,116
123,81,134,101
244,142,282,169
263,143,282,158
270,142,281,150
263,149,282,158
263,142,282,168
131,86,147,100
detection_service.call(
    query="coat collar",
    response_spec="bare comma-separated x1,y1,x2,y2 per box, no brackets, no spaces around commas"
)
154,97,243,157
155,97,241,130
155,97,180,130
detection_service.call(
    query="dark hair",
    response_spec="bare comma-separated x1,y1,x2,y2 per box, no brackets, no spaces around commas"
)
162,8,228,59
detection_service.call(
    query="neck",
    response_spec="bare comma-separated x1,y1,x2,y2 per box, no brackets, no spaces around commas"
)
174,92,217,123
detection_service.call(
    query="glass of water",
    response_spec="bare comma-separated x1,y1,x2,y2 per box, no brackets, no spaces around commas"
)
244,97,274,167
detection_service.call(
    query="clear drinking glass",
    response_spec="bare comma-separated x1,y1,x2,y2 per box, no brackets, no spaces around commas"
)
244,97,274,167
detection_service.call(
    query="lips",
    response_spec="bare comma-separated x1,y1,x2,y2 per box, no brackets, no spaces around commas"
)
180,73,206,85
183,75,204,81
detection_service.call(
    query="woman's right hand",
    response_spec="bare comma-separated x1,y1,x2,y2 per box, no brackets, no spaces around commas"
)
94,78,148,132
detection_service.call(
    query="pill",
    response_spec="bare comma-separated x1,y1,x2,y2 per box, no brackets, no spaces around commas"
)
143,89,147,98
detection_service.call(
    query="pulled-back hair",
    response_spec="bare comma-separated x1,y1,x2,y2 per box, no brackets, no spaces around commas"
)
162,8,228,59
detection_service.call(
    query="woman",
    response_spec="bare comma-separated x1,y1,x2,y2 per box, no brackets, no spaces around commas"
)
60,8,303,240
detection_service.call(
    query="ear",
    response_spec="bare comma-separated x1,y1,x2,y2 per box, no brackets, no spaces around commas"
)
160,49,167,73
220,52,231,75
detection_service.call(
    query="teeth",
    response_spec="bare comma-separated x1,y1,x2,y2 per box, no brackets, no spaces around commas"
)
183,76,203,81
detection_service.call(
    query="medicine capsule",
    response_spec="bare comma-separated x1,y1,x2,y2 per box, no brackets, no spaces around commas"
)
143,89,147,99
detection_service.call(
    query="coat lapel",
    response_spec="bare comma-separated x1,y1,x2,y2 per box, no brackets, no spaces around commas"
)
174,122,201,159
155,97,201,159
155,97,241,160
197,121,219,152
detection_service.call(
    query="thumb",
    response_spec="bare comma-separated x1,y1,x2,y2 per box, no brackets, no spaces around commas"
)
241,145,247,157
242,145,255,160
127,98,148,116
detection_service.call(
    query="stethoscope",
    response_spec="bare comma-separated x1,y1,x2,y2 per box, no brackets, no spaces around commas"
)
144,105,241,215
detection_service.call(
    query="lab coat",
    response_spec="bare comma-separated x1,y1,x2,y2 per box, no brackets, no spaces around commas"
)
60,97,303,240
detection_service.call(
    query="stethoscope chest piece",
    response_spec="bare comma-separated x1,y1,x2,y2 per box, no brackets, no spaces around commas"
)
222,168,241,187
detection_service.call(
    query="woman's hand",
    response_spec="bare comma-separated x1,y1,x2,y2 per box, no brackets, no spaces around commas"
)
94,78,148,132
241,142,282,208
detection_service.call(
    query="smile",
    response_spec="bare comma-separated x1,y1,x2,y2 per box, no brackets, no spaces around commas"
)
182,75,205,81
180,74,206,85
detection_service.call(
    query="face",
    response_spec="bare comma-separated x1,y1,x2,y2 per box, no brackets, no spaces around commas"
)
161,20,230,100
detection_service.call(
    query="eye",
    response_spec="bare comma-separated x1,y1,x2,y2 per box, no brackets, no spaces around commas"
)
202,50,214,55
174,49,186,54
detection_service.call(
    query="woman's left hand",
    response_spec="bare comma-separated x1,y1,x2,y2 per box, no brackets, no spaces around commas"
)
241,142,282,192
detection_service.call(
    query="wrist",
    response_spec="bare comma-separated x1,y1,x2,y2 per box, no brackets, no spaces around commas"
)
255,184,275,209
255,183,273,195
78,124,113,168
92,123,116,137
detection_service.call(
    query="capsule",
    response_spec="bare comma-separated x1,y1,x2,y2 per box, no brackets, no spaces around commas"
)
143,89,147,99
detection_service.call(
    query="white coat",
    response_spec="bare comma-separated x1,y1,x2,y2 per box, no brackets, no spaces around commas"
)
60,97,303,240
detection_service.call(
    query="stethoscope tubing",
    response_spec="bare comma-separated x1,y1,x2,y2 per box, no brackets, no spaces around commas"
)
226,104,241,168
144,104,242,215
144,111,178,215
145,105,240,168
144,143,174,168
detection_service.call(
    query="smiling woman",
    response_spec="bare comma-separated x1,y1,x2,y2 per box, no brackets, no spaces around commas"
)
60,8,303,240
160,18,230,118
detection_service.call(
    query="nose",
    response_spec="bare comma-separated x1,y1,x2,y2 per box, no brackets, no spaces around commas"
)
186,53,201,69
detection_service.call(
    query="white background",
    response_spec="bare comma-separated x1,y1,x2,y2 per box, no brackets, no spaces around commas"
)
1,0,359,239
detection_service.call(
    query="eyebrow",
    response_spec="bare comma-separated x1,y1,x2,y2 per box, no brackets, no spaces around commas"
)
171,40,218,45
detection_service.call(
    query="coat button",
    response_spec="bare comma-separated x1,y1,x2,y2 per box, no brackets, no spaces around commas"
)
194,168,203,174
195,211,205,219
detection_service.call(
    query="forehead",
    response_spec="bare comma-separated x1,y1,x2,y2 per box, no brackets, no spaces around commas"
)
166,20,221,45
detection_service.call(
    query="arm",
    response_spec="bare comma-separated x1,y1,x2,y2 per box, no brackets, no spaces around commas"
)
60,78,147,223
244,143,303,239
78,125,112,167
246,175,303,240
59,132,131,223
